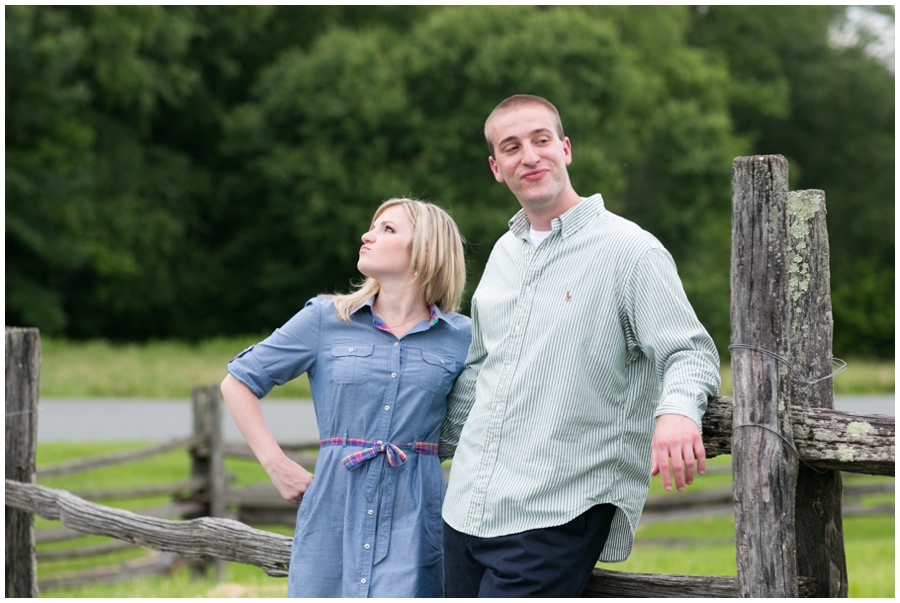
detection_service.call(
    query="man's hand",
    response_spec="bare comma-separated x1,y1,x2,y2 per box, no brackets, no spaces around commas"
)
650,413,705,492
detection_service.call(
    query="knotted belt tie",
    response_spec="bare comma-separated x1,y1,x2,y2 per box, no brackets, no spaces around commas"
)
319,438,439,470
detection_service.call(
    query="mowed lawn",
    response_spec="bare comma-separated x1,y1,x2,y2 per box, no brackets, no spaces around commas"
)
38,337,894,399
23,339,896,597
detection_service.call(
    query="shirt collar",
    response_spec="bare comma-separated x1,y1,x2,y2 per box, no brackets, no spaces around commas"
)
508,194,605,239
354,296,457,331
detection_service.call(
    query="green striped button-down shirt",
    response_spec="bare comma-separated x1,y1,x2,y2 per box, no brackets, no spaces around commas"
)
439,194,720,562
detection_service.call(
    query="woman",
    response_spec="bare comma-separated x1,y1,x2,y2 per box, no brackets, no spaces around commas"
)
221,198,471,597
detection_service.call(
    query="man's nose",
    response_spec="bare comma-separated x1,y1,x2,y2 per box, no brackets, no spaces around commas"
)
521,142,540,165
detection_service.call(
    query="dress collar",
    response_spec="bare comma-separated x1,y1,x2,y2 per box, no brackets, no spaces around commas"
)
353,296,457,331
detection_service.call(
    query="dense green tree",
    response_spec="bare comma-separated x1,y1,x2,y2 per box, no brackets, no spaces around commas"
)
7,6,204,337
687,6,895,357
220,6,741,347
6,6,893,358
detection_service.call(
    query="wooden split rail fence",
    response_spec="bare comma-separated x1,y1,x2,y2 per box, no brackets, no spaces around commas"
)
6,155,896,597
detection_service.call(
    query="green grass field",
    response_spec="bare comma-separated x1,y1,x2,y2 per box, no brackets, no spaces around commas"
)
38,337,894,399
25,339,896,596
31,444,894,598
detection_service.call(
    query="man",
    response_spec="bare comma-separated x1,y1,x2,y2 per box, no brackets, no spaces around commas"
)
438,94,721,597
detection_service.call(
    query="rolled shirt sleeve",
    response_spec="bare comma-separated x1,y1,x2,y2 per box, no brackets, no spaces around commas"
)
624,248,720,428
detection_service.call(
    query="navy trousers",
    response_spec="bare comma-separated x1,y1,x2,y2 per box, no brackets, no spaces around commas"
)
443,503,617,598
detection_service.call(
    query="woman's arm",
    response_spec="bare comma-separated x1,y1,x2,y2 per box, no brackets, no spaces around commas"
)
220,374,313,504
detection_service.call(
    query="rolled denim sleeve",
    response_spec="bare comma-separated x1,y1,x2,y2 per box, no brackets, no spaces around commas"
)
227,298,321,399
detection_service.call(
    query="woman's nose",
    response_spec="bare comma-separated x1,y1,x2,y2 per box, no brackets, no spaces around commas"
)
361,230,375,243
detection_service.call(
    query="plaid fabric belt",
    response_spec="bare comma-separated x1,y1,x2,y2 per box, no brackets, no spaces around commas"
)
319,438,439,470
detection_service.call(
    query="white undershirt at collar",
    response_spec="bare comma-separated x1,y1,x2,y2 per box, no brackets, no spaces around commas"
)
527,226,553,247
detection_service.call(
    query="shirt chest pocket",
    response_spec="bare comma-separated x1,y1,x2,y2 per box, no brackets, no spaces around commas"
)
413,349,457,395
330,344,374,384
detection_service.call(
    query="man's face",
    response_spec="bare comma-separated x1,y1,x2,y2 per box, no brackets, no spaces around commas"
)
487,105,572,212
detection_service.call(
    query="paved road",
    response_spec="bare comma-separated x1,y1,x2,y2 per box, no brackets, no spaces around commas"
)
35,395,894,442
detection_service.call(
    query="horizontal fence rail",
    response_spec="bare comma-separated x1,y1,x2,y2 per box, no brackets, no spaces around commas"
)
6,480,293,577
701,396,894,476
7,478,820,598
37,435,205,479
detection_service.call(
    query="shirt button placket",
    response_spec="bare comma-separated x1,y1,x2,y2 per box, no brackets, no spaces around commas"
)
359,507,376,595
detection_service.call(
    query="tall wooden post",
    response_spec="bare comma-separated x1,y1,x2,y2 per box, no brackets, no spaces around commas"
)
190,384,226,580
5,327,41,598
785,189,847,596
730,156,799,597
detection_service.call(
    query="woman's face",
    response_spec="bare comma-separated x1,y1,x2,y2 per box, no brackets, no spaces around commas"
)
357,205,415,282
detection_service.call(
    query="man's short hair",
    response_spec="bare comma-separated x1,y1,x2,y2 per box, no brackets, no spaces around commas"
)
484,95,565,158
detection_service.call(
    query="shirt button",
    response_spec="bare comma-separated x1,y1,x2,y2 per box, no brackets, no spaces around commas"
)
391,372,397,378
368,509,374,515
394,342,399,347
361,578,367,584
364,543,371,549
348,347,354,352
440,359,445,364
525,286,532,294
384,405,390,411
489,443,496,451
377,440,383,445
514,326,521,332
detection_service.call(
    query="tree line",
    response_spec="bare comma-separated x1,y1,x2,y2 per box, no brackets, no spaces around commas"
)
6,6,894,357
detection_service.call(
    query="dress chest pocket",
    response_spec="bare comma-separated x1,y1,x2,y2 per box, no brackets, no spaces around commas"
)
330,344,374,384
413,349,457,394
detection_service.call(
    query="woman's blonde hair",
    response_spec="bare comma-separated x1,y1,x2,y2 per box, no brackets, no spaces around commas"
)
327,198,466,322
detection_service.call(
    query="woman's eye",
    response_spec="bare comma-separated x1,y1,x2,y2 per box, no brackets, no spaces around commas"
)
384,226,395,233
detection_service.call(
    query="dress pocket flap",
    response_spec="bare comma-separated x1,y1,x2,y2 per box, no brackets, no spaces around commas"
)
331,344,375,358
420,350,455,372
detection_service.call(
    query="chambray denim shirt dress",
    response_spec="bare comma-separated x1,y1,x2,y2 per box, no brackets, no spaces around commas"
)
227,297,471,597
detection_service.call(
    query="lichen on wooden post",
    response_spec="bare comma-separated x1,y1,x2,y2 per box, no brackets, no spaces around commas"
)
784,189,848,597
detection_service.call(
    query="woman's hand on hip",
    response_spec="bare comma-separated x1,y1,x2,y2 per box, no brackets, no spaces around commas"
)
268,455,314,505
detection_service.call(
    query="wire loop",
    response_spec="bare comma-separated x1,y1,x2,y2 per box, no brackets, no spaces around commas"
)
728,343,846,385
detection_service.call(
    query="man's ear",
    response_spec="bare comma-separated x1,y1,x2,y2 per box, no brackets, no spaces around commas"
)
488,156,504,183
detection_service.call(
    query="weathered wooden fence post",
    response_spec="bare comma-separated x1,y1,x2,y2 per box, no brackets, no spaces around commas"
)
730,156,800,597
189,384,226,580
730,155,848,597
783,188,847,596
6,327,41,598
